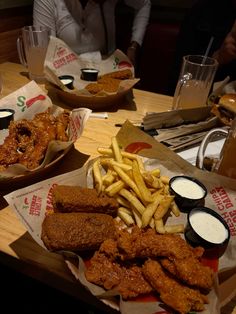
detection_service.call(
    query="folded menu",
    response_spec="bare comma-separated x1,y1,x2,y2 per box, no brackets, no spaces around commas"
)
143,110,220,152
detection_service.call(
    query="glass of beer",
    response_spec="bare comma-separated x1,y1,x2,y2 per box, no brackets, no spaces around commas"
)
197,118,236,180
17,26,50,83
172,55,218,110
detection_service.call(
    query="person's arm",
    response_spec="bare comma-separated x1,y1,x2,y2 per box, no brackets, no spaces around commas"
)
212,20,236,66
124,0,151,65
33,0,57,36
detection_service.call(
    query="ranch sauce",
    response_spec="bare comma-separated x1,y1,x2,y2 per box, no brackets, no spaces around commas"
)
171,177,205,199
190,211,228,244
60,79,73,85
0,111,12,118
82,69,98,73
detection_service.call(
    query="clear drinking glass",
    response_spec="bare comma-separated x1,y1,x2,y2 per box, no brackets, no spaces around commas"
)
197,118,236,179
17,26,50,83
172,55,218,110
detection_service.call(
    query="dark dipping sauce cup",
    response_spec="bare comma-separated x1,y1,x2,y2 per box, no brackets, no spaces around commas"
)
169,175,207,212
185,207,230,259
0,109,15,130
58,75,74,90
81,68,99,81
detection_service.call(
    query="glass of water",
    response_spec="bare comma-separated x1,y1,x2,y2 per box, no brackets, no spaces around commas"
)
172,55,218,110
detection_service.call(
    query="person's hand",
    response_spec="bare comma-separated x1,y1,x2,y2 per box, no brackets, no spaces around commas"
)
126,41,139,68
213,20,236,65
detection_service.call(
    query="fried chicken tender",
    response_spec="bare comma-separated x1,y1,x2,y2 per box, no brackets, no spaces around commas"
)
0,110,70,170
101,69,133,80
98,77,122,93
55,111,70,141
85,83,104,95
85,227,214,310
143,259,208,314
32,110,57,141
85,79,121,94
119,265,153,299
41,212,116,251
85,240,153,299
85,69,133,95
160,257,213,292
52,185,118,216
18,124,49,169
33,110,69,142
86,251,122,290
0,132,19,167
116,227,214,291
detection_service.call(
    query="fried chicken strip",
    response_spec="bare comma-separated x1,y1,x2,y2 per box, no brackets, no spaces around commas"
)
55,111,70,141
85,251,122,290
101,69,133,80
41,212,116,251
160,257,213,292
85,69,133,95
52,185,118,216
17,120,51,169
143,259,208,314
117,227,196,260
85,239,153,299
116,227,214,291
0,132,19,166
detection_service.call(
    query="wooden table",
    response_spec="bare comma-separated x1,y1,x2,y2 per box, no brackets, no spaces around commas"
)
0,62,235,314
0,62,173,312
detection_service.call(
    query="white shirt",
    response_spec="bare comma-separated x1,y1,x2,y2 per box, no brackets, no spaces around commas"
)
33,0,151,55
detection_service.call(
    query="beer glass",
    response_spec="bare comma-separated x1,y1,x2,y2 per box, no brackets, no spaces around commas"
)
17,26,50,82
172,55,218,110
197,119,236,179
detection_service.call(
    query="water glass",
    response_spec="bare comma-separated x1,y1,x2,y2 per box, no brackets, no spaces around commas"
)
172,55,218,110
17,26,50,83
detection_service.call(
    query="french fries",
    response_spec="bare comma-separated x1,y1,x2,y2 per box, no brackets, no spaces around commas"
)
154,195,174,220
118,207,135,226
170,201,181,217
119,188,145,215
105,180,125,197
92,138,184,234
164,224,185,233
155,218,165,234
142,195,163,228
133,160,153,203
111,136,123,163
92,159,103,194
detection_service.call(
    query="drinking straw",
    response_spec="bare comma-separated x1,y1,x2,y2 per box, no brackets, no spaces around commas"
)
202,36,214,64
197,36,214,81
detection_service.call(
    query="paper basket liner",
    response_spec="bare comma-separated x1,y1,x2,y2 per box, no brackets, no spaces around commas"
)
5,121,236,313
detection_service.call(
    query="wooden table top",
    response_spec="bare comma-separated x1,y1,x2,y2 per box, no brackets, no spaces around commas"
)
0,62,235,314
0,62,173,312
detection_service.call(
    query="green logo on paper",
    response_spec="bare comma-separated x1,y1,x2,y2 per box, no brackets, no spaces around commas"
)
17,95,26,112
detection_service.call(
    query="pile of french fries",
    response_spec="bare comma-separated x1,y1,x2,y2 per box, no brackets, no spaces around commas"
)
92,137,184,234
